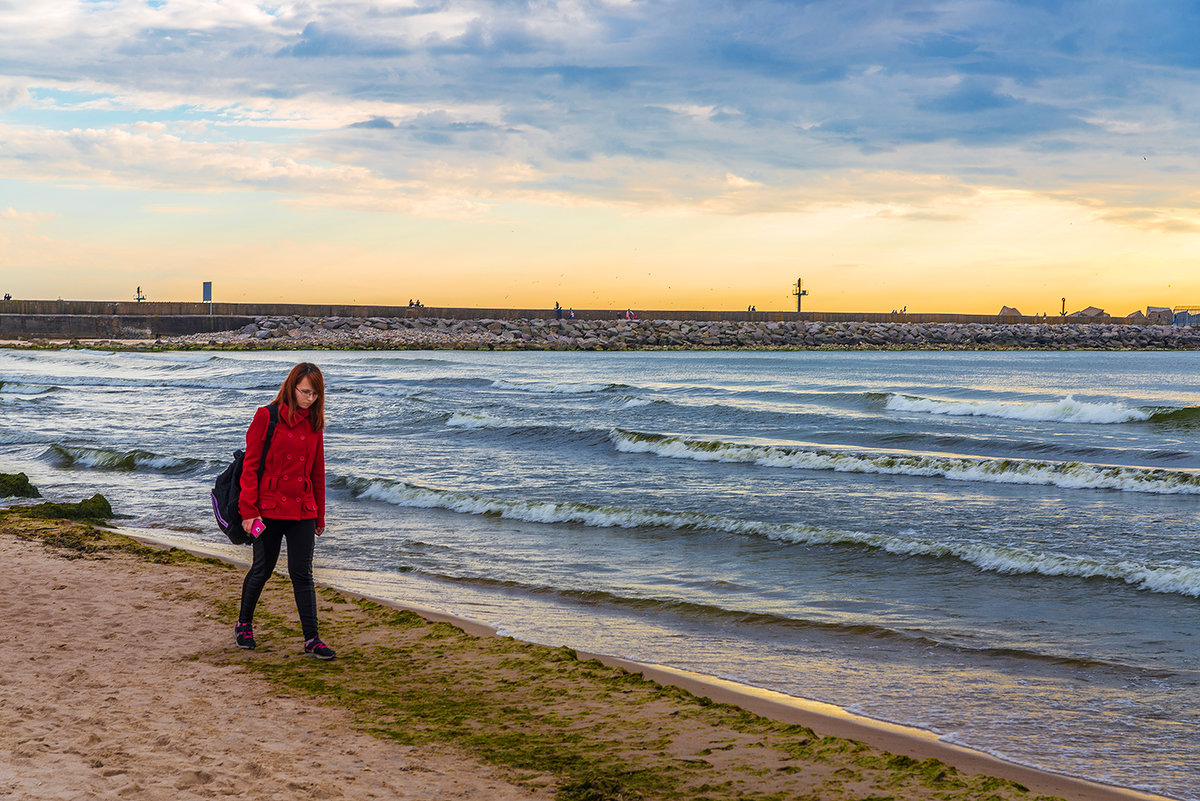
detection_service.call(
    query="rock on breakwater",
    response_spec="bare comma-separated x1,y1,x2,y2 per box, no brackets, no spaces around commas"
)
164,316,1200,351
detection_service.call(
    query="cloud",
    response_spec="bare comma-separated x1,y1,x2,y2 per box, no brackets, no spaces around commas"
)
908,81,1088,144
349,116,397,129
724,173,761,189
143,205,228,214
873,208,967,223
1099,209,1200,234
1099,1,1200,71
919,80,1021,114
0,121,534,218
280,22,409,58
425,16,549,57
0,205,53,223
908,33,980,60
2,0,1200,218
0,122,385,195
0,79,28,109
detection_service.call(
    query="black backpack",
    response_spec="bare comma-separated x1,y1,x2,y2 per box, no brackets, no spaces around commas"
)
211,404,279,545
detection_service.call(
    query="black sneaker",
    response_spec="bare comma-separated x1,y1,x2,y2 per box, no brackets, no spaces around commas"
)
304,637,336,660
235,622,256,650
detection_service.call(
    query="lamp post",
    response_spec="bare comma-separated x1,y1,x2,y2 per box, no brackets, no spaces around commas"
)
792,278,809,314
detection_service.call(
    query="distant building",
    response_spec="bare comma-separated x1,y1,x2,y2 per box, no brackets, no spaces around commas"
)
998,305,1022,316
1174,306,1200,326
1147,306,1172,324
1068,306,1107,318
1125,310,1148,323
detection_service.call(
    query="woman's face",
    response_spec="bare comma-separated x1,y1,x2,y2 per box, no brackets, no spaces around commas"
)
294,376,318,410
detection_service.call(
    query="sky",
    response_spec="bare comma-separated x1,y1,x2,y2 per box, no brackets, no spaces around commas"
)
2,0,1200,314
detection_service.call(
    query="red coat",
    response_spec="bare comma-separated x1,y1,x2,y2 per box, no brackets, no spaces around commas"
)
239,404,325,528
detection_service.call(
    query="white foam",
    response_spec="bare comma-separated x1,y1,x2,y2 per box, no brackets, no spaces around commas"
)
490,379,618,395
609,430,1200,495
886,394,1151,424
346,477,1200,598
342,384,423,399
443,413,601,437
446,412,522,429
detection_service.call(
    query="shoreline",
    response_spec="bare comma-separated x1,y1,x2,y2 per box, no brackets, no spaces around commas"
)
117,525,1177,801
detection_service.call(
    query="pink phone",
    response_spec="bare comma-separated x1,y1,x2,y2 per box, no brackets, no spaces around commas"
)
251,519,266,537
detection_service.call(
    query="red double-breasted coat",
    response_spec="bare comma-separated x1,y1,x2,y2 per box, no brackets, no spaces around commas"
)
238,404,326,529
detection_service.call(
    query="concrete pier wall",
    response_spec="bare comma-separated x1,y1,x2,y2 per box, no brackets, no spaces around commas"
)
0,313,255,339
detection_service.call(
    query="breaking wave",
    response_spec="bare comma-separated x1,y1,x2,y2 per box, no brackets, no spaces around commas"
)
446,411,527,429
0,381,56,395
1147,406,1200,427
490,379,629,395
439,414,611,448
339,476,1200,598
609,430,1200,495
45,444,208,474
342,376,493,398
885,394,1153,424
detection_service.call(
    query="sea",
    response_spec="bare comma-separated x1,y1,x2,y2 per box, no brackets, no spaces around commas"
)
2,346,1198,799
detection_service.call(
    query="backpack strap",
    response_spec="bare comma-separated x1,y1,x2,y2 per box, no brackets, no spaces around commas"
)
255,403,280,486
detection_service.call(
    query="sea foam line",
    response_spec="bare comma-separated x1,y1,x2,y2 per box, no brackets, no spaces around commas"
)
446,411,527,429
490,379,627,395
609,430,1200,495
0,381,56,395
443,413,607,443
885,394,1152,424
342,476,1200,598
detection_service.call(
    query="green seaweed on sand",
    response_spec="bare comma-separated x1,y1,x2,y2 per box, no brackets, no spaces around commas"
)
0,504,227,567
9,493,113,520
218,586,1063,801
0,472,40,498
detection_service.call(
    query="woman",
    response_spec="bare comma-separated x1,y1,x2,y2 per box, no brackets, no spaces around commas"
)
234,362,335,660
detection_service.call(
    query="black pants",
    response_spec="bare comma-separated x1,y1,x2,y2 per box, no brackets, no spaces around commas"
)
239,517,319,641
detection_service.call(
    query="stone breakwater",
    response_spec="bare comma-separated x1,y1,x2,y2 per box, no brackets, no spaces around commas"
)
160,316,1200,350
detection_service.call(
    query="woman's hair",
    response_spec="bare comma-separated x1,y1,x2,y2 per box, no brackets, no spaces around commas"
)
272,362,325,432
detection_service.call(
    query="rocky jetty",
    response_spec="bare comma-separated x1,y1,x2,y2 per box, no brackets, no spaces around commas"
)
165,316,1200,351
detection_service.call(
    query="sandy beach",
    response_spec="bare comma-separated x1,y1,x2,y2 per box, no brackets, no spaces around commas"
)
0,510,1177,801
0,519,536,801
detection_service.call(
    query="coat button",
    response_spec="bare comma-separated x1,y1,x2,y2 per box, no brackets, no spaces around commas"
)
301,436,306,441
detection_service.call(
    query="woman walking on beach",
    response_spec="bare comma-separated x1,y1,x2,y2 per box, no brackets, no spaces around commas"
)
234,362,335,660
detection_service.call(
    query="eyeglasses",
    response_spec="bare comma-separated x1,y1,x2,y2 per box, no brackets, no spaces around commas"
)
297,389,319,399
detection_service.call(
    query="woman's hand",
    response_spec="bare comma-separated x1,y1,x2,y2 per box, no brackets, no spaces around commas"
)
242,517,262,535
316,526,325,536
